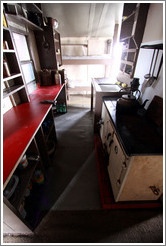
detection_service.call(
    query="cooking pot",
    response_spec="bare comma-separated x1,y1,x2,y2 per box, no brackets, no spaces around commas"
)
116,94,149,114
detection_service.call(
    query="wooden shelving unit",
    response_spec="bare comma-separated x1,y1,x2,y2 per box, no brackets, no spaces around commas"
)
3,3,67,233
3,24,29,104
3,137,44,229
21,3,42,14
3,3,45,108
4,3,43,31
3,84,25,98
119,3,150,78
6,13,43,31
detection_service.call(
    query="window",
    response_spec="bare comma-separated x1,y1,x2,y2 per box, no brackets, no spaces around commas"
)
13,33,37,93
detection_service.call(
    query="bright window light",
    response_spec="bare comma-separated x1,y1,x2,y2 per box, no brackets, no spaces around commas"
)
21,63,35,84
13,33,30,61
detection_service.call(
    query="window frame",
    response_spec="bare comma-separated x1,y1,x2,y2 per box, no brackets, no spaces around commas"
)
12,31,37,93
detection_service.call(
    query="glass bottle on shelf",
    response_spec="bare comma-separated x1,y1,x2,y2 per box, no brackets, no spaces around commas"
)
3,58,11,77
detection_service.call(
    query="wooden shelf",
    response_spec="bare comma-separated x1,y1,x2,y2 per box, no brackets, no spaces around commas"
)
141,43,163,50
3,49,15,53
62,55,112,65
21,3,42,14
3,26,10,31
121,60,133,66
6,13,43,31
122,10,136,23
3,6,30,110
122,48,137,53
119,3,149,78
3,84,25,98
121,71,132,76
3,73,22,82
120,36,133,42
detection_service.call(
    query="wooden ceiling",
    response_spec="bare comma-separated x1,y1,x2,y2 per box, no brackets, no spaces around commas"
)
41,3,124,38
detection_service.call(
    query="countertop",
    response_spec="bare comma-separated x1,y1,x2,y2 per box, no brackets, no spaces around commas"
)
104,98,163,156
3,84,64,186
91,77,129,94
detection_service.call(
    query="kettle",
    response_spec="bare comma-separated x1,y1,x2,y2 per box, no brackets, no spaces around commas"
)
116,94,149,114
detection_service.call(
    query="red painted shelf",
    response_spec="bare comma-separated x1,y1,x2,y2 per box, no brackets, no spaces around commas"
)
3,84,64,186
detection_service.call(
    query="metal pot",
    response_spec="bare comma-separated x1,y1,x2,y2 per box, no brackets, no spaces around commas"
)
116,94,148,114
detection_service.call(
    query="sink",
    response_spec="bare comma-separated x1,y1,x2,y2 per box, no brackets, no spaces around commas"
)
98,84,120,92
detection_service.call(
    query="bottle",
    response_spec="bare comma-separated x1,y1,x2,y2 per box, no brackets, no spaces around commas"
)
18,199,27,219
3,41,9,49
59,104,63,113
55,70,61,85
3,12,8,27
62,103,67,113
56,103,59,113
3,59,11,77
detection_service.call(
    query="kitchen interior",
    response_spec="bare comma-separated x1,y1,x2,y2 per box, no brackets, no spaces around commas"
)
2,2,164,244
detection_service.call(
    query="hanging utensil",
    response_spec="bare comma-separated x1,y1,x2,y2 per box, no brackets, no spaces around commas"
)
146,49,159,86
144,49,155,79
156,54,163,79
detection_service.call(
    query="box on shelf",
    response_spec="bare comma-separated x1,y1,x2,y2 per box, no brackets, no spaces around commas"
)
40,69,53,86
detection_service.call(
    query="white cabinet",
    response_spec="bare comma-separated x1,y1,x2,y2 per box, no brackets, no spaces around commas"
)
116,155,163,202
101,102,163,202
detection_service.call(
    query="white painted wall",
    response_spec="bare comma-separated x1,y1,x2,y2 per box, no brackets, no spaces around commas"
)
142,3,163,43
61,37,111,87
134,3,163,108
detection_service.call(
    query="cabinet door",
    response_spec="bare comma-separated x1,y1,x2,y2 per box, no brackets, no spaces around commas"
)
35,26,57,70
35,26,62,70
119,155,163,201
108,133,129,201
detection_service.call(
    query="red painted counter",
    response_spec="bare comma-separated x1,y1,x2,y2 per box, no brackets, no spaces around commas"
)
3,84,64,185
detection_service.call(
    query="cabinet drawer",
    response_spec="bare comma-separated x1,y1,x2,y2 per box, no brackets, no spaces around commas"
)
118,155,163,201
108,133,130,201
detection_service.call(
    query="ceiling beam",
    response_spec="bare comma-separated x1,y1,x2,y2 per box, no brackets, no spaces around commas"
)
88,3,96,38
95,3,109,37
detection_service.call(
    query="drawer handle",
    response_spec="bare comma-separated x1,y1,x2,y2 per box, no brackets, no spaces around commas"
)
122,161,127,169
116,162,127,187
98,119,104,125
107,133,112,140
114,146,118,154
109,139,114,147
117,179,121,186
149,186,160,196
